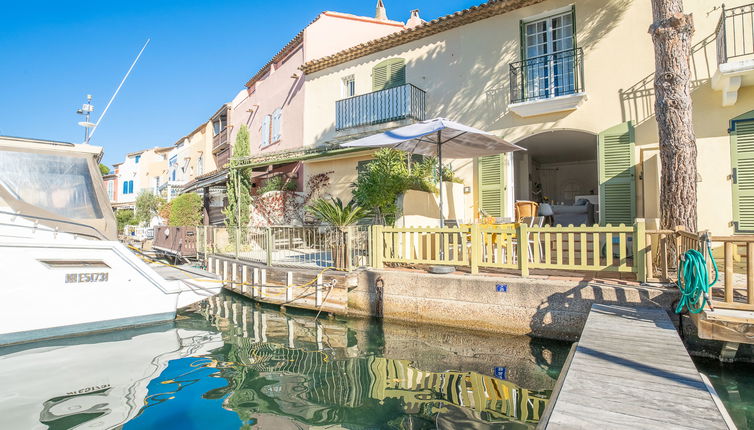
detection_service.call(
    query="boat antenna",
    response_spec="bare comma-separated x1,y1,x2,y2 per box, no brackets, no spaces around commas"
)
76,94,95,144
87,38,150,143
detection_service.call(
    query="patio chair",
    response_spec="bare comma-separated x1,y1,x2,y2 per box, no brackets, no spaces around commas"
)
515,201,539,222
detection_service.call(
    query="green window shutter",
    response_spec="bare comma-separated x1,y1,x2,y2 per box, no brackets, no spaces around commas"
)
478,154,505,217
598,122,635,225
731,117,754,232
372,58,405,91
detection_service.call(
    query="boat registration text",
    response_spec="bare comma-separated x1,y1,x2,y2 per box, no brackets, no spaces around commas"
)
65,273,109,283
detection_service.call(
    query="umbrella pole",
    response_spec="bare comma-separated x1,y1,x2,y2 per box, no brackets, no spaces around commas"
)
437,130,444,228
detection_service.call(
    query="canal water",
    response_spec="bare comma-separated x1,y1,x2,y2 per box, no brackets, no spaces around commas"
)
0,292,571,429
695,357,754,429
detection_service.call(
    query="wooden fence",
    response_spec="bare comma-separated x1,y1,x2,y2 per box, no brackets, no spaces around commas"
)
707,235,754,311
372,220,647,281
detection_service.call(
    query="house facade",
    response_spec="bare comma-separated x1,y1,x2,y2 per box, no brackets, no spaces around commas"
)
159,121,216,201
112,146,171,208
181,7,407,225
102,172,118,205
300,0,754,235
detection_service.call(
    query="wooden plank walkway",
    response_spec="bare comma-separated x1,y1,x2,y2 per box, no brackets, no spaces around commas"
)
545,304,732,429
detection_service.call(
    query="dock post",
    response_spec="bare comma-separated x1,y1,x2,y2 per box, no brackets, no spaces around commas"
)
208,257,214,274
261,269,267,298
634,218,647,283
231,262,237,289
316,273,323,306
242,266,248,294
517,223,529,277
470,224,480,274
214,258,220,275
253,268,260,298
286,272,293,302
223,261,229,286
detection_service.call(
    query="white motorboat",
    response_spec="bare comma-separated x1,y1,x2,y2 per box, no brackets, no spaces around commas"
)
0,323,224,430
0,136,221,345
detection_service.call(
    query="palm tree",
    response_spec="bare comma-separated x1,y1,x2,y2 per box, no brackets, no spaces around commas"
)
307,198,368,228
306,198,368,269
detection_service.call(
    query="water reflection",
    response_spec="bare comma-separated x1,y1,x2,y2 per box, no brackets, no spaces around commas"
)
0,293,570,429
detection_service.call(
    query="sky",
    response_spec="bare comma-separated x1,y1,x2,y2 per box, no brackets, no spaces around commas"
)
0,0,481,169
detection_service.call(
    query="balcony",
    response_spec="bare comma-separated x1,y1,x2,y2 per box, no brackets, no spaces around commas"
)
212,127,228,153
713,3,754,106
508,48,586,117
335,83,426,132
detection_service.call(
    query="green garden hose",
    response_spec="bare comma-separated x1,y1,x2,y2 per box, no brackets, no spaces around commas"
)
675,238,718,314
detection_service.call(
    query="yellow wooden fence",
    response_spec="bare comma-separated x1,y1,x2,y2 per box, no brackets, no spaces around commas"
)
372,219,647,281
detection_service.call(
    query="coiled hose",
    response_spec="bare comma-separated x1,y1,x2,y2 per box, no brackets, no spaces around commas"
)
675,238,718,314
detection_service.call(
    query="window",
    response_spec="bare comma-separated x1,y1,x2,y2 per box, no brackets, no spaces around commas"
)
107,181,113,200
272,108,282,142
521,8,576,100
128,180,134,194
261,114,271,147
213,113,227,136
372,58,405,91
134,155,141,163
123,181,128,195
197,154,204,176
342,75,356,98
169,156,178,182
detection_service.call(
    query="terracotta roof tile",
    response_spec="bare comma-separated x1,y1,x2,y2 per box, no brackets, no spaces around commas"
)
300,0,544,74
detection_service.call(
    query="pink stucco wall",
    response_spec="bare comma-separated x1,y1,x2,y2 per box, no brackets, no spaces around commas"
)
228,11,406,155
303,12,405,63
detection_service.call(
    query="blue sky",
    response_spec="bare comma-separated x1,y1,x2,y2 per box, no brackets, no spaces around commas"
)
0,0,480,168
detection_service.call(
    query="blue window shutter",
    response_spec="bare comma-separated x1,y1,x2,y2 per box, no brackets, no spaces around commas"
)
123,182,127,194
262,115,271,147
129,181,134,194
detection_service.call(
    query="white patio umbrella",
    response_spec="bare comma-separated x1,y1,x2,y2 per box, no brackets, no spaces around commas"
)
342,118,525,226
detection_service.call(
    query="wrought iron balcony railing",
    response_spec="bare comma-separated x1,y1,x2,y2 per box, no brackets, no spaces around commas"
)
510,48,584,104
335,83,426,131
716,3,754,65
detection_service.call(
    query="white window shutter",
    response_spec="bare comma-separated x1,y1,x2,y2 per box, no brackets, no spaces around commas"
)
262,115,271,147
272,108,282,141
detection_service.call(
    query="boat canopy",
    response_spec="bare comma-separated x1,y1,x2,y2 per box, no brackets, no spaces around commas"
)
0,136,116,240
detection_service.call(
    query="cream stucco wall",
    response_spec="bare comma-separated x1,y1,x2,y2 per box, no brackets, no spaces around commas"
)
303,0,754,234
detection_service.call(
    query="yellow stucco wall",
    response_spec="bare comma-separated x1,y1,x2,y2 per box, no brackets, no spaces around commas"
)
303,0,754,234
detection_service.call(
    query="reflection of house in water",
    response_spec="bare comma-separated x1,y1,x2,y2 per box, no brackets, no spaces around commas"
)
197,295,553,427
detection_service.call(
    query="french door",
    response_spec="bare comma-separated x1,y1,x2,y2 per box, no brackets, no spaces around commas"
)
523,11,576,100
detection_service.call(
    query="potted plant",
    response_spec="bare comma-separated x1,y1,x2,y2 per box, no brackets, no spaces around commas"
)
306,198,368,269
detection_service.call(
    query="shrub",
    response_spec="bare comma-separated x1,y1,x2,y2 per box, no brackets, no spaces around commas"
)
168,193,203,226
135,191,165,226
258,175,296,194
307,198,368,227
115,209,137,233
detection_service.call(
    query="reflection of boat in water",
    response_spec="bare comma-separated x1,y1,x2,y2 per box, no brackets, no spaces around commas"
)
0,323,223,430
0,136,221,345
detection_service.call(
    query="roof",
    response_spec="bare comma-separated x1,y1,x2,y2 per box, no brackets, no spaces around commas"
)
300,0,544,74
181,168,229,192
245,11,405,89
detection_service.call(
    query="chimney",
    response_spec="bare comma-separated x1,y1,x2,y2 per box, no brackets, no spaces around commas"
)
406,9,424,28
375,0,388,21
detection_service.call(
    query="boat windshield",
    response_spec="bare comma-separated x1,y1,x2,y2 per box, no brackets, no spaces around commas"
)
0,150,103,219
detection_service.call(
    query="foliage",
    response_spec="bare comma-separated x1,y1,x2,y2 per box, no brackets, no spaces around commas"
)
99,163,110,176
250,171,332,227
257,175,296,194
351,149,459,225
115,209,136,233
168,193,203,226
135,191,165,226
307,198,368,228
158,201,172,221
224,125,252,228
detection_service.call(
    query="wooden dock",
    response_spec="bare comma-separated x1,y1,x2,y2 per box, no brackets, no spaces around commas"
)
543,304,734,429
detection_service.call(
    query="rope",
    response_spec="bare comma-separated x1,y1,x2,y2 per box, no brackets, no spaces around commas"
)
127,244,341,300
675,237,718,314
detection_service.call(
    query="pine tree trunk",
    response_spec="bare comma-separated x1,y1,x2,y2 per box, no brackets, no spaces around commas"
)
650,0,697,233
